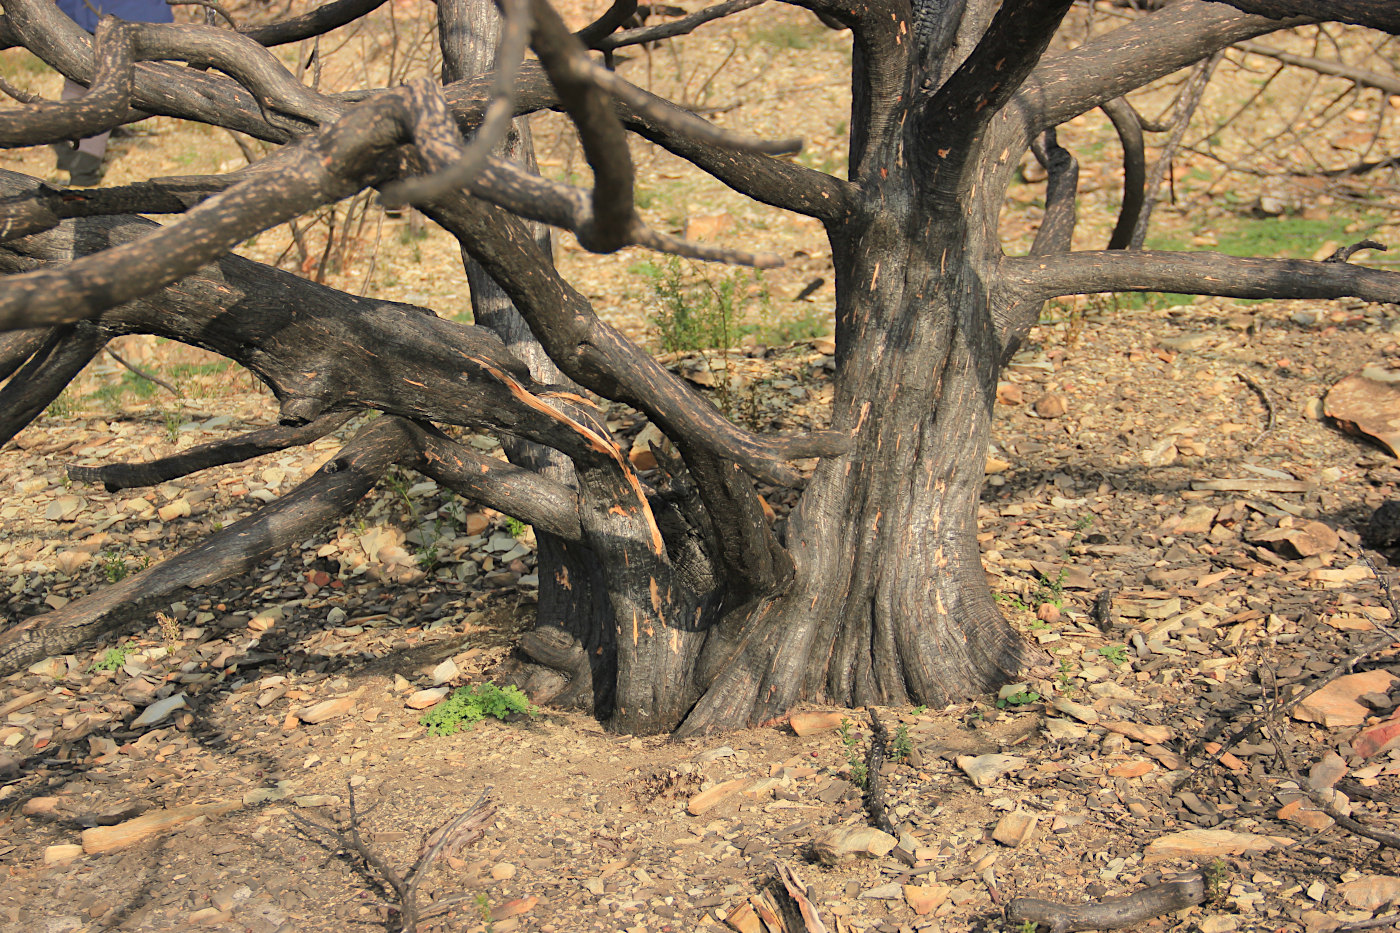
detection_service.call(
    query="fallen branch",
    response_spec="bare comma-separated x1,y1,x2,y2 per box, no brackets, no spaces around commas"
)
1235,371,1275,447
1006,871,1205,933
864,710,896,836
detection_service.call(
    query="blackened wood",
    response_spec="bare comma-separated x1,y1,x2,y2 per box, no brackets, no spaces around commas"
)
1101,98,1144,251
67,412,354,491
0,416,415,676
1007,872,1205,933
0,322,105,447
0,328,49,383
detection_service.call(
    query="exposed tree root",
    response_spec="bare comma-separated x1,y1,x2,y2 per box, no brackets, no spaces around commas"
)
1006,871,1205,933
0,416,414,675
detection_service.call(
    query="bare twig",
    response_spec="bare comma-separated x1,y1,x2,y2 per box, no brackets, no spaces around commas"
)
1327,239,1388,263
1235,371,1275,447
104,346,178,396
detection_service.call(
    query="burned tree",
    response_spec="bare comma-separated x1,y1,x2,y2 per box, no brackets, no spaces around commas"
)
1,0,1399,735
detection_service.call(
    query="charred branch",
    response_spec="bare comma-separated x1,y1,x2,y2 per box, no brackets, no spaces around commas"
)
1019,0,1310,136
0,416,416,677
1208,0,1400,33
0,18,133,148
1008,248,1400,304
67,412,355,491
1100,98,1145,250
913,0,1075,197
241,0,391,47
1006,872,1206,933
0,322,105,448
594,0,763,50
0,328,49,383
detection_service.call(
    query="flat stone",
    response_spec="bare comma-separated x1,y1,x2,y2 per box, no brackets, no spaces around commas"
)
1309,751,1349,789
1144,829,1291,862
1044,717,1088,741
789,711,847,736
297,697,354,724
1353,712,1400,758
1175,505,1218,535
1199,917,1239,933
1050,696,1098,724
904,884,950,916
131,693,187,728
956,754,1026,787
406,687,450,710
1252,521,1340,558
1292,670,1397,728
1325,366,1400,457
44,843,83,866
861,883,903,899
687,778,750,815
991,810,1039,847
1277,796,1333,831
491,862,517,881
1340,875,1400,910
1034,392,1068,418
430,658,459,685
809,826,898,865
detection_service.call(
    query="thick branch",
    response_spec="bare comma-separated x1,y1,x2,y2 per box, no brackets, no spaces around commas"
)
1019,0,1311,135
410,428,584,542
0,328,49,383
241,0,390,47
913,0,1075,195
68,412,354,491
1007,873,1206,933
421,194,847,485
0,176,235,243
0,416,416,677
1209,0,1400,32
1008,248,1400,304
0,18,132,147
0,323,105,448
1101,98,1145,251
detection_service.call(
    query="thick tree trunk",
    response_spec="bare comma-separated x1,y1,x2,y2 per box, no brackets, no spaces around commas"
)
677,202,1035,735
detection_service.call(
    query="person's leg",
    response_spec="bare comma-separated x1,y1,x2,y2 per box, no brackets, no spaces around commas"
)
59,79,109,185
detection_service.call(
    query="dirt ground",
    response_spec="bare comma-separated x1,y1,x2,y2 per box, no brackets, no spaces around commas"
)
4,3,1400,932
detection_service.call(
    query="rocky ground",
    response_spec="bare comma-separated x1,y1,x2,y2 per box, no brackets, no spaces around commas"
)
3,296,1400,933
5,2,1400,932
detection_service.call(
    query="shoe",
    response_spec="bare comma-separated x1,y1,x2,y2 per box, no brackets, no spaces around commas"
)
67,152,104,187
51,143,77,173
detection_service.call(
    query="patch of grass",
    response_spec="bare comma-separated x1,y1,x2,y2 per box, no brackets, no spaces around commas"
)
419,683,537,737
90,641,136,672
46,392,78,419
753,18,828,49
505,517,527,538
640,257,769,353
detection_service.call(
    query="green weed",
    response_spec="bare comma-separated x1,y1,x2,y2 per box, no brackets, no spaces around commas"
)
419,683,537,737
1097,644,1129,666
101,548,130,583
891,724,914,762
996,688,1041,709
505,517,527,538
90,641,136,672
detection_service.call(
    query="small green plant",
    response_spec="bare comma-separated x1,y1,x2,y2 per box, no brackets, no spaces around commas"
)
505,517,527,538
45,392,77,419
1097,644,1129,666
910,704,927,716
1054,658,1078,696
101,548,129,583
995,592,1030,613
996,688,1042,709
1016,920,1039,933
475,892,494,933
1204,857,1229,902
416,544,440,572
163,411,182,442
837,718,868,788
90,641,136,672
891,724,914,762
419,683,537,737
